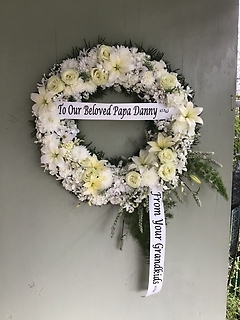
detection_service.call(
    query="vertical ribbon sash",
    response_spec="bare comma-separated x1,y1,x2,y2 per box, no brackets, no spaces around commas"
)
146,188,166,297
55,101,169,296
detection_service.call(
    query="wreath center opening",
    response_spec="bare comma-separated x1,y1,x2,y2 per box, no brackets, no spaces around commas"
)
78,91,146,158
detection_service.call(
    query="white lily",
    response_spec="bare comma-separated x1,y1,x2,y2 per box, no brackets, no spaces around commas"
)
129,149,157,171
176,101,203,136
31,87,55,116
81,154,107,170
148,133,174,153
83,173,107,197
41,141,65,171
103,47,133,84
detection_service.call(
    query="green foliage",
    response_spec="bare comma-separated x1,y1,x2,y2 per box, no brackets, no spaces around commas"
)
226,259,240,320
226,108,240,319
125,204,151,260
186,152,228,201
233,113,240,164
226,290,240,320
111,195,175,260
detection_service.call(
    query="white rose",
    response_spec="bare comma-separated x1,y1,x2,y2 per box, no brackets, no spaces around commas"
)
125,171,141,188
61,69,79,85
47,76,65,93
158,149,176,163
158,163,176,181
91,68,108,85
98,45,112,61
159,73,178,91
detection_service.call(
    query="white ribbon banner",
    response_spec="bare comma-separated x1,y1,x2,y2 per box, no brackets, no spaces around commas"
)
146,188,166,297
56,102,177,120
56,101,168,295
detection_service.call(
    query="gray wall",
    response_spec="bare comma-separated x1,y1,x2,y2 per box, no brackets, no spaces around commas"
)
0,0,237,319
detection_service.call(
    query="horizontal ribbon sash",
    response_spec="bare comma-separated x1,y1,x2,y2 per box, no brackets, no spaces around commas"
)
56,102,177,120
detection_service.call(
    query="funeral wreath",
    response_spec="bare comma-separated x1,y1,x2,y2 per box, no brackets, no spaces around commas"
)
31,40,228,258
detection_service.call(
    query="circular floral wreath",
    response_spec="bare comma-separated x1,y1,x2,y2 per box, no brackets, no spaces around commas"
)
31,41,227,255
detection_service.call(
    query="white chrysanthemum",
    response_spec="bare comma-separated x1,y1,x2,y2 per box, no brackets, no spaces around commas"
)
41,134,60,146
71,78,85,94
39,110,60,132
58,163,72,179
166,92,187,108
71,145,90,162
82,80,97,93
98,168,113,189
141,168,159,188
61,59,79,72
172,119,188,135
141,71,155,88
